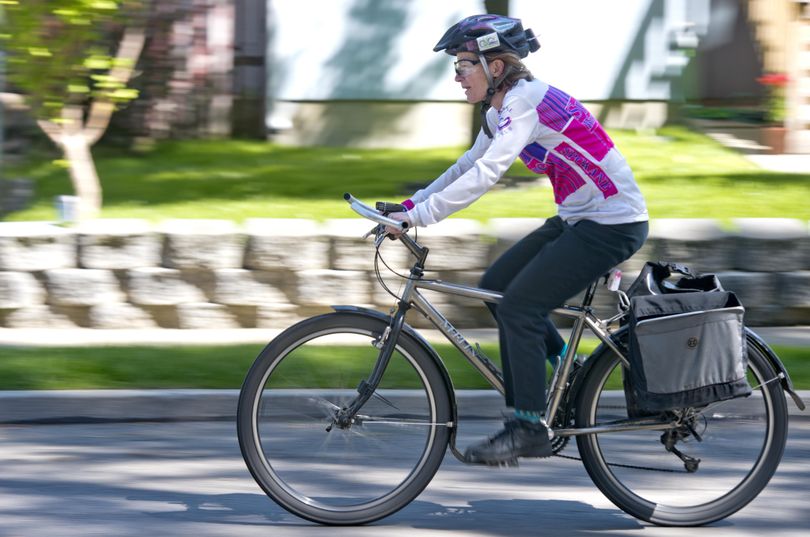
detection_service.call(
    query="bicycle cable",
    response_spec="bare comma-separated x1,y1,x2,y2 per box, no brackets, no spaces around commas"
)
373,226,437,302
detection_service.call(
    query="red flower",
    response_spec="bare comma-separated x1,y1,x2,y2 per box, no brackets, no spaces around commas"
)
757,73,789,87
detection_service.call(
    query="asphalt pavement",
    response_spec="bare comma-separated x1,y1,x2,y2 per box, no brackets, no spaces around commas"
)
1,417,808,536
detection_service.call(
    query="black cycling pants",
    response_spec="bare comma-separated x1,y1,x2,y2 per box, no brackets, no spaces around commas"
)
480,216,648,412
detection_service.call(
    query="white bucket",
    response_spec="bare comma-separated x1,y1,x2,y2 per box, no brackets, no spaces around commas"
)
55,195,80,223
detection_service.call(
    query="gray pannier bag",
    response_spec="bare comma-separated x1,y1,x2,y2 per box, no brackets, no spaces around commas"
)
625,262,752,413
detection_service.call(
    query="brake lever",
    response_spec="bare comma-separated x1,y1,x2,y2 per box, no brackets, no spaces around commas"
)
363,224,382,240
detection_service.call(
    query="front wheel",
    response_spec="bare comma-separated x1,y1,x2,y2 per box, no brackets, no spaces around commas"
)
575,336,789,526
237,312,452,525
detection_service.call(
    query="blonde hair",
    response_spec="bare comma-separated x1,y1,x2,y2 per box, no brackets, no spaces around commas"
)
484,51,534,88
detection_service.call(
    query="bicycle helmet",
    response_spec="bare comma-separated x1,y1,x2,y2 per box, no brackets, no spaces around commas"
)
433,14,540,58
435,15,540,138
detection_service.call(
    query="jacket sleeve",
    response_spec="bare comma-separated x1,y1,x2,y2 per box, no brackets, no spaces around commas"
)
405,128,492,208
407,95,538,227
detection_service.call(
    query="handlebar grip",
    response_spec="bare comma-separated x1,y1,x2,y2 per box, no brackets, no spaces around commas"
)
343,193,409,230
375,201,407,213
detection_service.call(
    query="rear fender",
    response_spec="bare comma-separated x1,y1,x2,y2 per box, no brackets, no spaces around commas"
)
745,328,806,411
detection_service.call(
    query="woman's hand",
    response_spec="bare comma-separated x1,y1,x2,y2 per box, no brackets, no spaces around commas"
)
385,211,411,236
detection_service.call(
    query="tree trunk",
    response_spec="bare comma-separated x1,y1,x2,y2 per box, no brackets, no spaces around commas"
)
60,132,102,220
32,26,146,221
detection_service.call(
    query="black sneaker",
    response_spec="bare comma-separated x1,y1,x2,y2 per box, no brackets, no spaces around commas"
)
463,418,554,466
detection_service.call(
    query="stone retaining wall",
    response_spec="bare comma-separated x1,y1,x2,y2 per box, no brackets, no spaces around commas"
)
1,218,808,330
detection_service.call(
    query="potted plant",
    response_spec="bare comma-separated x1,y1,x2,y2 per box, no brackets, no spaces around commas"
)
757,72,789,153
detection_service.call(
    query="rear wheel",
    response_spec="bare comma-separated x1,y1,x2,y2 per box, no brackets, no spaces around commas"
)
575,337,789,526
237,312,452,525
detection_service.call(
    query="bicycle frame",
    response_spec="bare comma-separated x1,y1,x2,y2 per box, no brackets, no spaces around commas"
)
337,227,674,439
337,194,711,438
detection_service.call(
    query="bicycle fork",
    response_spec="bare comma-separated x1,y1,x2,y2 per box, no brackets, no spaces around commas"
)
330,300,411,429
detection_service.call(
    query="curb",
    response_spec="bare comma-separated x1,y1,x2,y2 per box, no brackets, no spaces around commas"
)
1,389,805,424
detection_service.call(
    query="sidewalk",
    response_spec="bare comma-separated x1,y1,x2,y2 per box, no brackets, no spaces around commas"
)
2,326,810,347
746,153,810,174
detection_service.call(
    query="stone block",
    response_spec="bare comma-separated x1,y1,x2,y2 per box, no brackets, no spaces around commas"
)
212,269,289,306
775,271,810,307
253,304,301,328
730,218,809,272
414,219,489,271
126,267,207,305
244,219,329,271
176,302,240,329
487,218,546,262
43,268,125,306
325,219,410,271
0,271,46,308
715,271,777,308
370,270,442,307
88,303,158,329
647,219,734,272
297,269,371,306
77,219,161,269
161,219,245,269
2,305,77,328
0,222,75,271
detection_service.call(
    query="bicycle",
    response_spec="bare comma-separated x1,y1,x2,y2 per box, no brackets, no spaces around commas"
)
237,193,806,526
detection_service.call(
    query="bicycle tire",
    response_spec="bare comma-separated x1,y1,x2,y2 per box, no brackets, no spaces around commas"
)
575,335,789,526
237,312,452,525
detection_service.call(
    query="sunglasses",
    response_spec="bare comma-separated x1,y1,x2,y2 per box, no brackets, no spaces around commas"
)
454,59,481,77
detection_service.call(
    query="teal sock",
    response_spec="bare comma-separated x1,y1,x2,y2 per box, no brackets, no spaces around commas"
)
514,409,543,424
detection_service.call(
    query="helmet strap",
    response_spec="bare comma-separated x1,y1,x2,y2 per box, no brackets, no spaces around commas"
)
478,54,514,139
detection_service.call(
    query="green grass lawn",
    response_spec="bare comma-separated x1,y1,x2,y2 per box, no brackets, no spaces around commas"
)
4,126,810,223
1,343,807,390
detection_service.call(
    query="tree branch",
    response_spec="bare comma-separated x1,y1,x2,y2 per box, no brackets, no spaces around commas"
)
85,25,147,145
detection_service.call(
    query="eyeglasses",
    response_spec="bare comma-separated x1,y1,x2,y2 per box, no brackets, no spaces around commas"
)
454,59,481,77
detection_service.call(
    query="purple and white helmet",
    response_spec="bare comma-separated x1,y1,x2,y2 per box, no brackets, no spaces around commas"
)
433,14,540,58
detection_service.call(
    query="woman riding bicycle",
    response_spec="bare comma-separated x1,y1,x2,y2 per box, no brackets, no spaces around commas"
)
387,14,649,465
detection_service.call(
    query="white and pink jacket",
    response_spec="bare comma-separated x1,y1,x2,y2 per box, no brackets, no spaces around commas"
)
403,78,648,227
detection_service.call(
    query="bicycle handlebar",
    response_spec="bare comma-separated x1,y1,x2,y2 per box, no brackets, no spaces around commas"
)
343,193,409,230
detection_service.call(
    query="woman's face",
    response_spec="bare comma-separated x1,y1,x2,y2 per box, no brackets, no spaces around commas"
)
454,52,489,104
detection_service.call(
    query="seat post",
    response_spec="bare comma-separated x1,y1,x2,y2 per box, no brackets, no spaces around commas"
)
580,277,601,308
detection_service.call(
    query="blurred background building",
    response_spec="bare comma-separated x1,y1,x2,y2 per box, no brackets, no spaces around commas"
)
3,0,809,152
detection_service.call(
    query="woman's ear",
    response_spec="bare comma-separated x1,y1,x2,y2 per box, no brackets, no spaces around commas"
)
491,59,505,78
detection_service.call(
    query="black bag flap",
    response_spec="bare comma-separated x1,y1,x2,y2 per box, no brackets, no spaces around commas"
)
627,261,724,297
630,291,742,320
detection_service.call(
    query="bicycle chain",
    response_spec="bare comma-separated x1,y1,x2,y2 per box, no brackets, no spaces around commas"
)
552,404,688,473
551,451,685,473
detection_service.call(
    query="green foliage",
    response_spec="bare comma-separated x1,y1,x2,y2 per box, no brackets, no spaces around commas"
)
0,0,141,121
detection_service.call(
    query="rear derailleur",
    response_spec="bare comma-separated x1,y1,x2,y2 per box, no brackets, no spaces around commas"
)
660,413,703,473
